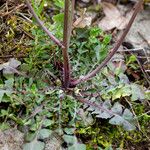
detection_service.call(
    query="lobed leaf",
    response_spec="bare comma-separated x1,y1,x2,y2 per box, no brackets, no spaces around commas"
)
85,100,136,131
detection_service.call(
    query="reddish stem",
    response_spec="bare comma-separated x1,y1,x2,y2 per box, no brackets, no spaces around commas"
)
63,0,75,88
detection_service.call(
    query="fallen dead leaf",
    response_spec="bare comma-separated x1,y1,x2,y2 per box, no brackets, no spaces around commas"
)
98,2,132,31
0,58,21,74
73,9,92,28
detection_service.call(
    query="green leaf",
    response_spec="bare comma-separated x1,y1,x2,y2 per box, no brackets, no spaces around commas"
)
0,123,10,130
129,55,137,63
122,120,136,131
0,89,12,102
1,109,8,116
119,73,129,84
23,140,45,150
111,102,123,114
105,146,113,150
131,84,145,101
145,90,150,99
107,75,117,85
122,109,136,130
30,123,39,131
92,101,113,119
103,34,111,45
43,119,54,127
90,27,102,37
103,100,112,109
38,0,46,15
94,45,101,62
0,90,5,102
76,28,89,39
53,13,64,24
38,129,52,140
54,0,64,8
121,85,131,97
100,46,108,61
68,143,86,150
112,88,122,100
109,108,136,131
64,128,76,135
25,132,36,142
63,135,77,144
96,111,112,119
122,109,133,120
20,63,31,72
5,78,14,89
78,109,94,126
109,115,124,125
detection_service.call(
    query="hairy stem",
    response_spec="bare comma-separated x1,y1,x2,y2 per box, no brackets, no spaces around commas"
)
25,0,64,48
63,0,75,88
71,0,143,86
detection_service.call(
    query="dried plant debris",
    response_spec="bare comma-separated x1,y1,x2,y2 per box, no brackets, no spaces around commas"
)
0,1,33,63
73,9,93,28
126,6,150,49
98,2,132,31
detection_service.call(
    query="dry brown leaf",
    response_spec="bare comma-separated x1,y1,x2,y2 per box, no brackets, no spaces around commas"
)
98,2,131,31
73,16,92,28
73,9,92,28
